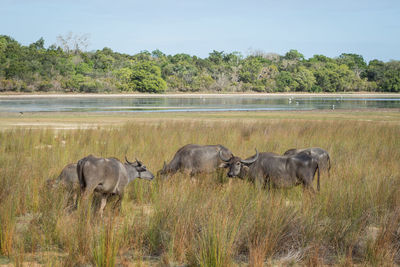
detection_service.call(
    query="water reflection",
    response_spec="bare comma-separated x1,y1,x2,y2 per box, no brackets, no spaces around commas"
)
0,96,399,113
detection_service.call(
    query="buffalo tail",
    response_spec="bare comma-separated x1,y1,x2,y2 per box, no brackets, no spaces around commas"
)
77,158,87,190
327,155,331,178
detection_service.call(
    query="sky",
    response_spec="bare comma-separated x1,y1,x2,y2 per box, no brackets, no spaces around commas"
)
1,0,399,62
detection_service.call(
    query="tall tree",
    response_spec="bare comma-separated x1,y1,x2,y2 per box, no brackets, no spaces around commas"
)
129,61,167,93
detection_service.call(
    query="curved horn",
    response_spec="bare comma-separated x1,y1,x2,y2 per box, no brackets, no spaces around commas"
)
125,155,134,164
219,150,231,162
240,149,259,165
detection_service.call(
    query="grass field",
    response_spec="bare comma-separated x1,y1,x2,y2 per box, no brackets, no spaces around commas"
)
0,110,399,266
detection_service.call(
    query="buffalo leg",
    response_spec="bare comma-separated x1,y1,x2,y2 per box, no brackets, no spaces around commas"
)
98,195,107,217
302,183,316,195
68,192,78,211
255,175,264,190
113,193,124,213
79,183,98,212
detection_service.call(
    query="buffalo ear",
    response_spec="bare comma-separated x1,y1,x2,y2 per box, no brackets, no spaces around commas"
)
135,158,143,166
242,165,250,172
162,161,167,171
218,162,229,168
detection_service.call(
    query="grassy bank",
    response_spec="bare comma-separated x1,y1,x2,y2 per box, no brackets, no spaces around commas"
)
0,112,399,266
0,109,399,130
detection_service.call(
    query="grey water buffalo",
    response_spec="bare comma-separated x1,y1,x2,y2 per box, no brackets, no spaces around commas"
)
221,151,320,192
53,163,79,190
283,147,330,177
218,149,261,178
46,163,79,208
158,144,234,179
77,155,154,216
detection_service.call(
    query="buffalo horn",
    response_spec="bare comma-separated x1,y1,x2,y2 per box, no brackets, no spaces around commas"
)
125,155,134,165
219,150,231,162
240,149,259,165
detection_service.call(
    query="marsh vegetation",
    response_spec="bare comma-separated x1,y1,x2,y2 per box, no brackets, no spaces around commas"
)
0,112,399,266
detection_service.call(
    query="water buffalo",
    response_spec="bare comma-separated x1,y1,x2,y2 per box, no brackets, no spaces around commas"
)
51,163,79,206
52,163,78,189
48,162,109,210
158,144,234,179
221,151,320,192
283,147,330,177
218,149,261,178
77,155,154,216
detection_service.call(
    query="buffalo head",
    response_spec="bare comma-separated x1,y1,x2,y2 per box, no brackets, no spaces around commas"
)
219,149,259,178
125,156,154,180
156,161,170,180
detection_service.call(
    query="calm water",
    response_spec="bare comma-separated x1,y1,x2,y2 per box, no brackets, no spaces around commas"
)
0,95,399,113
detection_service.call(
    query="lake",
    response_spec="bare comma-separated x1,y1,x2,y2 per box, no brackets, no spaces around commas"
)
0,94,399,113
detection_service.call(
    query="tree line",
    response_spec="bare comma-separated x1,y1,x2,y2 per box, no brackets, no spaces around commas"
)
0,35,399,93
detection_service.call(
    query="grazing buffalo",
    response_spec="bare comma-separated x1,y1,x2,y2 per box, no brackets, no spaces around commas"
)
52,163,79,206
46,163,81,209
283,147,330,176
77,155,154,216
53,163,79,189
221,151,320,192
158,144,234,179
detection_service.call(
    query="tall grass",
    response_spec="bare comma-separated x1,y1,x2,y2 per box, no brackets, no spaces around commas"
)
0,115,399,265
92,217,120,267
0,197,16,256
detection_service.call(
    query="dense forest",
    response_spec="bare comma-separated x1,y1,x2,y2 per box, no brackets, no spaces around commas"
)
0,35,399,93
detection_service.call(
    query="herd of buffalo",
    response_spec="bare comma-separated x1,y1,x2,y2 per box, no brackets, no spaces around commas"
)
49,144,330,216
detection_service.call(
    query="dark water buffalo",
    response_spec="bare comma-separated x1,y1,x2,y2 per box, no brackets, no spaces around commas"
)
218,149,261,178
221,151,320,192
158,144,234,179
77,155,154,216
283,147,330,176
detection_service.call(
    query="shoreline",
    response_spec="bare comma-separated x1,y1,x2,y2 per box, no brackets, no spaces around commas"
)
0,92,399,98
0,109,399,130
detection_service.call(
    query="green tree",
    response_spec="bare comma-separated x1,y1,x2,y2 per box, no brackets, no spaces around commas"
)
311,62,356,92
114,67,133,91
293,66,316,91
129,61,167,93
29,37,45,50
336,53,367,77
276,71,297,92
381,61,400,92
93,48,115,71
284,49,304,61
238,57,263,83
363,59,385,82
208,50,224,64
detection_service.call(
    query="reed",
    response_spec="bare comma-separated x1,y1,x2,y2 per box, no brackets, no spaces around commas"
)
0,112,399,265
92,217,120,267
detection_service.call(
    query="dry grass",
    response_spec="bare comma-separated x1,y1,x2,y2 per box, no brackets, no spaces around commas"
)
0,111,399,266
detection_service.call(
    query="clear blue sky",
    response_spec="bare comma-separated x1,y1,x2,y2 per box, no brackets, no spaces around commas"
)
1,0,399,62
